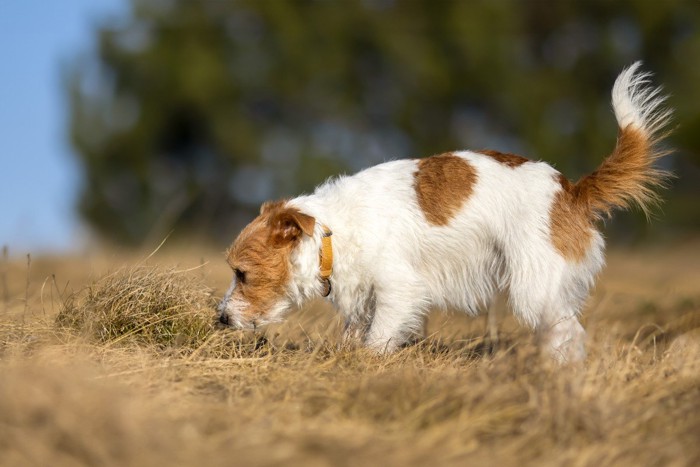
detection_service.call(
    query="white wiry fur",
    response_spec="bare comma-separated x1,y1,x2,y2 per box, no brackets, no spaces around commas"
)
218,63,671,363
612,61,671,136
284,156,600,362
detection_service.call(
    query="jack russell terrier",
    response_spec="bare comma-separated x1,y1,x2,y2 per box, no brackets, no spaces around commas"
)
217,62,672,362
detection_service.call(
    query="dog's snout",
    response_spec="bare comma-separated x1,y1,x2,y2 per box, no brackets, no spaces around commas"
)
219,313,229,325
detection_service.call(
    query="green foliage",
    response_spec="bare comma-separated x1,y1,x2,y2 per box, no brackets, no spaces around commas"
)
67,0,700,245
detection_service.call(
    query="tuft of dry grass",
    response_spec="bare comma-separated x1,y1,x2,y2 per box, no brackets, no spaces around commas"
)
56,265,217,349
53,264,294,359
1,242,699,466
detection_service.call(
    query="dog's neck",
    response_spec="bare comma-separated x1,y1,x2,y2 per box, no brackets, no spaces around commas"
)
286,193,367,315
286,216,336,305
285,192,383,326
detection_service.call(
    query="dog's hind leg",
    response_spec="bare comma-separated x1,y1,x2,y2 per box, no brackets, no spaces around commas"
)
509,277,588,363
504,239,601,363
538,311,587,363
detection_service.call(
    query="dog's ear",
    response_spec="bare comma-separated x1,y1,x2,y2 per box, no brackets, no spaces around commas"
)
269,208,316,245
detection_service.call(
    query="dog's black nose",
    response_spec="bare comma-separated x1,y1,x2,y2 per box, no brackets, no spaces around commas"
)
219,313,229,325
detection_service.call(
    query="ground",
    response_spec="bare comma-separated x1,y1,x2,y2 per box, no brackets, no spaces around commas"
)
0,238,699,466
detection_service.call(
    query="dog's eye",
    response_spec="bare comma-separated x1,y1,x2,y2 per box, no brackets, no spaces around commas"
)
234,268,246,284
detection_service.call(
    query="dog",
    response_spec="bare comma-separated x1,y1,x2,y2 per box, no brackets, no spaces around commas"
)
217,62,672,362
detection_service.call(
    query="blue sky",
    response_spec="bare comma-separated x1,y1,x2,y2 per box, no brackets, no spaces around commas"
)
0,1,124,254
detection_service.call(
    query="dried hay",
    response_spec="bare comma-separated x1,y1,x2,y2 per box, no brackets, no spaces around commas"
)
54,265,266,357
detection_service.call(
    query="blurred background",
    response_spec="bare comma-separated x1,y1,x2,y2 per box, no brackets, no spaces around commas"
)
1,0,699,254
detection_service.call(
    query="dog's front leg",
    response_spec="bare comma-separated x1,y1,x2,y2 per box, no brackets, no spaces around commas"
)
363,284,427,353
342,318,369,346
341,299,375,346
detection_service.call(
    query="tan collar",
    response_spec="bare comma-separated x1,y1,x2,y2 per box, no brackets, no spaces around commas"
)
319,225,333,297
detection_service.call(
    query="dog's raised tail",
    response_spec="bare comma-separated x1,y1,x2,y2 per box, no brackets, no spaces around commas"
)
573,61,673,220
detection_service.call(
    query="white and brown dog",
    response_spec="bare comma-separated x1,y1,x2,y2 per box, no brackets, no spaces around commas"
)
217,62,672,362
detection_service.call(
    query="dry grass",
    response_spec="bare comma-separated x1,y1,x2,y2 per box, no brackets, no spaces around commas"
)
55,266,217,348
1,241,699,466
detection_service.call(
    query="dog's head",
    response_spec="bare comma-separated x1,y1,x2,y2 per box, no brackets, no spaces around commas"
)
217,201,316,329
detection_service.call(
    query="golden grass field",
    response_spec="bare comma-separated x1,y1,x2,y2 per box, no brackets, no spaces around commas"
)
1,239,699,466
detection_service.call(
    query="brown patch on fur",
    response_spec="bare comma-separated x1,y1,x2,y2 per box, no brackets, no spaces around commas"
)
479,149,530,168
414,153,477,226
225,202,315,321
549,174,594,261
549,125,669,261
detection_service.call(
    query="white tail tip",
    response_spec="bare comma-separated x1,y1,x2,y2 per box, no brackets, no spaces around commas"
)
611,61,672,136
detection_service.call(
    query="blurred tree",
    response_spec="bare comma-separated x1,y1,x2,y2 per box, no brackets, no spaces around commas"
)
67,0,700,246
